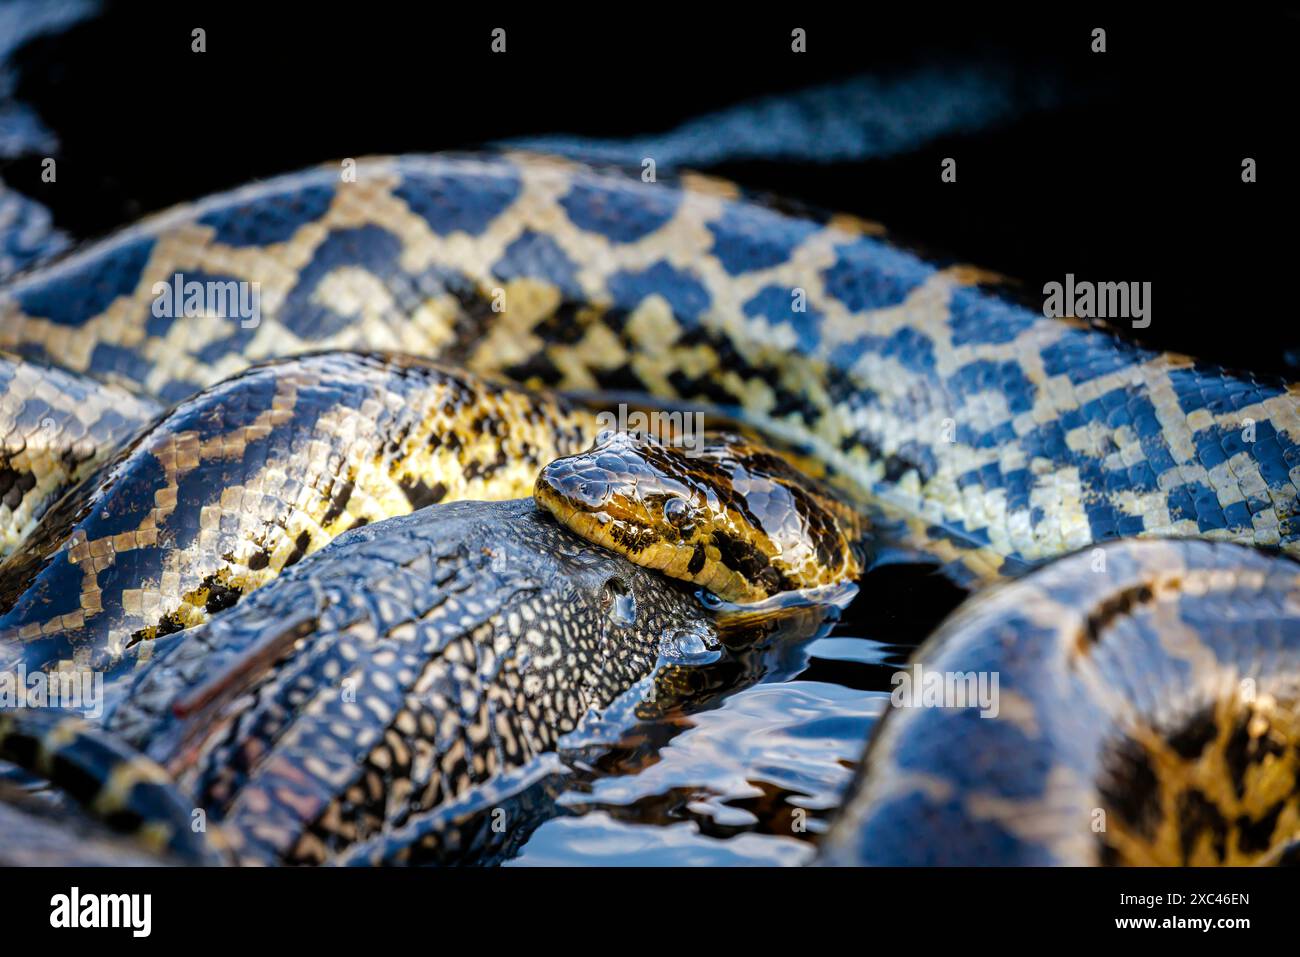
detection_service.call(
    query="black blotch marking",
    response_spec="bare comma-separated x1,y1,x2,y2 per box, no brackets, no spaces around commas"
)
247,550,270,571
1096,839,1122,866
0,467,35,509
1168,705,1219,760
0,731,38,769
1277,839,1300,865
687,542,706,576
102,808,146,833
1177,789,1228,864
1082,583,1154,646
1224,712,1287,799
1236,801,1285,855
711,530,790,595
204,578,242,615
398,476,448,509
283,531,313,569
49,750,103,804
1099,734,1162,840
839,429,933,485
503,351,564,387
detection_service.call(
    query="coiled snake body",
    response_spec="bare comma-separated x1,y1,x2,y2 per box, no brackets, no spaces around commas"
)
1,153,1298,864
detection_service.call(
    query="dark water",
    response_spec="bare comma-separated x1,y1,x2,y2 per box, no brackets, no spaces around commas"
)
510,564,967,865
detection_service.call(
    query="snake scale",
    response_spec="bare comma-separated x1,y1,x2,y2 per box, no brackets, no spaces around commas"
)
0,151,1297,865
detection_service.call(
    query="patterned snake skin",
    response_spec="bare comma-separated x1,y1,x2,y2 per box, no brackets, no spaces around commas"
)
1,152,1298,864
819,539,1300,866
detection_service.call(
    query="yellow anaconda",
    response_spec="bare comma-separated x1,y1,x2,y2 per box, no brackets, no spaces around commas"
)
1,152,1299,865
536,429,866,601
819,539,1300,866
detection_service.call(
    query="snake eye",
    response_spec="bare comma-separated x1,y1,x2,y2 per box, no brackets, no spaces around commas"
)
662,495,694,531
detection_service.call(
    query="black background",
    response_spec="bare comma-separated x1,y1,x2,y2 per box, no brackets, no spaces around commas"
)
2,4,1294,374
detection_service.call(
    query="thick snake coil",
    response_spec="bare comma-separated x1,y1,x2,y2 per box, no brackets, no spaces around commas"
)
1,152,1298,864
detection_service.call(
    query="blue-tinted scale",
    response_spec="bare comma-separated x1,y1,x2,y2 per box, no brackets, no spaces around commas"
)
278,225,405,339
166,449,271,551
1196,419,1295,490
1039,327,1149,385
559,178,679,244
707,203,817,275
491,230,580,297
16,236,156,327
2,548,87,624
88,342,154,386
858,793,1059,865
393,168,522,237
1167,364,1286,416
821,237,933,313
197,184,336,247
144,268,260,357
79,453,171,540
742,286,823,351
1001,469,1034,512
5,342,54,367
1222,501,1252,528
1018,419,1070,462
945,360,1036,415
1164,481,1227,532
946,286,1039,346
164,370,280,443
606,261,711,325
837,326,937,378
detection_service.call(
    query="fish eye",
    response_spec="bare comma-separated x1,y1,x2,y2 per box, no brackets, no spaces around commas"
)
662,496,694,529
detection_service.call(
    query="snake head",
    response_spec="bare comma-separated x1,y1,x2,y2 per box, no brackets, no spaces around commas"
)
535,429,865,603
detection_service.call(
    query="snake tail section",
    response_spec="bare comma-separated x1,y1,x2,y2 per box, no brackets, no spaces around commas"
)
0,707,224,864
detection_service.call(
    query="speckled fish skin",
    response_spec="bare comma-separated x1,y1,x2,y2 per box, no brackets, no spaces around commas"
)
101,499,714,866
0,351,596,681
0,352,159,558
818,539,1300,866
2,153,1296,577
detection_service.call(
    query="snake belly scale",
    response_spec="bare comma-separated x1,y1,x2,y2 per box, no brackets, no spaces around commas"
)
1,152,1299,864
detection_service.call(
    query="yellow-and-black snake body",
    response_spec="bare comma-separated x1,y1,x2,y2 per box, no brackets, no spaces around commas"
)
1,152,1299,864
